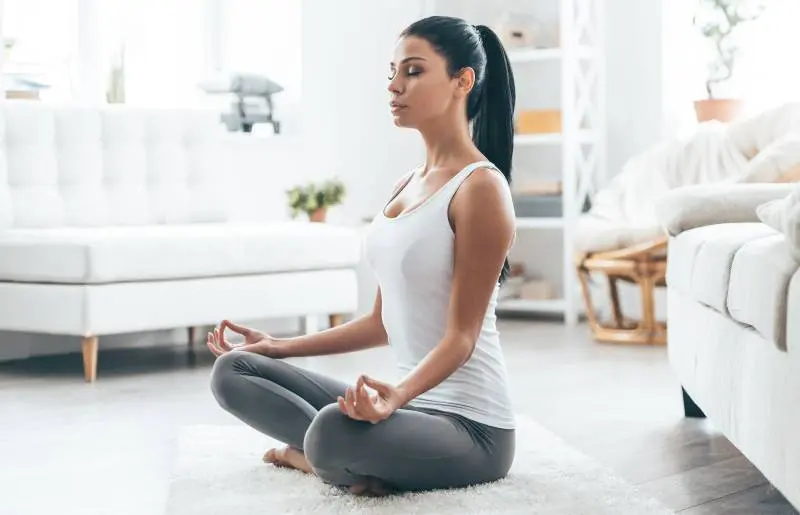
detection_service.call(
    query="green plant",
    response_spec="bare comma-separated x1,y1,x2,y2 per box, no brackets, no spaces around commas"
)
693,0,766,99
286,178,346,219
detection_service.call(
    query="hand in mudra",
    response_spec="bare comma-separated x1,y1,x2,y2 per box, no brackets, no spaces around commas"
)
206,320,278,358
338,375,406,424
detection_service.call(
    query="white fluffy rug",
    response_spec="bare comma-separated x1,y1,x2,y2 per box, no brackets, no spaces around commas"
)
166,416,673,515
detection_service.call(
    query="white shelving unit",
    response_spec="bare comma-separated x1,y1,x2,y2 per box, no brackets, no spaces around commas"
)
424,0,606,325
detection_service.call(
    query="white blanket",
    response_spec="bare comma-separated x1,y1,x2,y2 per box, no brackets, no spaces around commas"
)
597,122,748,229
576,102,800,253
576,122,750,253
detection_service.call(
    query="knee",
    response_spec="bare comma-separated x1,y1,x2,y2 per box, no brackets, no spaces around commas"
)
209,351,258,410
303,403,354,469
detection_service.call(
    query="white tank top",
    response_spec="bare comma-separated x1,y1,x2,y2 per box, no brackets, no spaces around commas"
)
363,160,516,430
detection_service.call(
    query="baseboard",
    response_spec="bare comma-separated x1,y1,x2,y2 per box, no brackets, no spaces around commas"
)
0,316,302,362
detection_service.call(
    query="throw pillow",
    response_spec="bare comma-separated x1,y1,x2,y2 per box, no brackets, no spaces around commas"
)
741,134,800,183
757,183,800,261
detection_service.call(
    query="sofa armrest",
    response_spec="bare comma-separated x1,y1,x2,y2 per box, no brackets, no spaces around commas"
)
655,183,796,236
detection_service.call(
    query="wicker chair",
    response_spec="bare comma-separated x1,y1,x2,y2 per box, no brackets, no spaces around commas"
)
575,237,668,345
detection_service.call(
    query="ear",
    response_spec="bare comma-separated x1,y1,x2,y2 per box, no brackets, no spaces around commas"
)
454,67,476,98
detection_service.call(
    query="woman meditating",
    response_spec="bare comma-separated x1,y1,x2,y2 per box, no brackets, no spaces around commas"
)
207,15,517,497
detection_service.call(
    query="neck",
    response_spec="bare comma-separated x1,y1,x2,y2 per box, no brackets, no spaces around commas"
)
419,114,474,172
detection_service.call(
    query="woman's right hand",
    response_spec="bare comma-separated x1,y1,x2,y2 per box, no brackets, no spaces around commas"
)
206,320,280,358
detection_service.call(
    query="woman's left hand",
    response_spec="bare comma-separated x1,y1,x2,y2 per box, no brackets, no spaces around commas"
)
338,375,406,424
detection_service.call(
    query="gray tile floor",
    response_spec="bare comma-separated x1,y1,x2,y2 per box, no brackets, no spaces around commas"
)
0,319,796,514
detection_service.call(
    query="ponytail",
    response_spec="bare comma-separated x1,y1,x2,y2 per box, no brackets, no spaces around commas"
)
472,25,516,186
473,25,515,283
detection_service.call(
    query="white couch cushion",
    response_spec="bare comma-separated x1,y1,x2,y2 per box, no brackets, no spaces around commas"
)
668,223,800,349
0,103,227,229
655,183,796,237
757,183,800,261
0,222,361,284
667,223,775,308
727,234,799,350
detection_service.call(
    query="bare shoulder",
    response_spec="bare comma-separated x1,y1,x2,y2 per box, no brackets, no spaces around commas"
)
452,167,514,216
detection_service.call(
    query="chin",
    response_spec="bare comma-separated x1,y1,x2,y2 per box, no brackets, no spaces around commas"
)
391,114,414,128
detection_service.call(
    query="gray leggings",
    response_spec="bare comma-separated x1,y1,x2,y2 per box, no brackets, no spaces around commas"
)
209,351,515,492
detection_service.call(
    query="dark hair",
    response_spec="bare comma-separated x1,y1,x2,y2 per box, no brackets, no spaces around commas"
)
400,16,516,283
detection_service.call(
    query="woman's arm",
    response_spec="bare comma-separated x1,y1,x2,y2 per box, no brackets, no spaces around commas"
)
272,289,388,358
394,168,516,405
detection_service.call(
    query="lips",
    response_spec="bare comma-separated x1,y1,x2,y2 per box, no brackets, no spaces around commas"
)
390,101,407,113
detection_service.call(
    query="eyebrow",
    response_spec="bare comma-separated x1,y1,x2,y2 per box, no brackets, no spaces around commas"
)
390,56,427,67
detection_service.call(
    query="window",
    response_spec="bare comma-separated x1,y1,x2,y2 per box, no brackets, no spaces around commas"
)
221,0,303,108
662,0,800,134
2,0,79,102
1,0,303,117
730,0,800,112
100,0,208,107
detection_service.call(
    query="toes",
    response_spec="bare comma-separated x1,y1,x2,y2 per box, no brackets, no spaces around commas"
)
263,448,283,464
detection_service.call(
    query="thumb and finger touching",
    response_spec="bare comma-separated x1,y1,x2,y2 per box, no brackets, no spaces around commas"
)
222,319,251,337
362,375,390,395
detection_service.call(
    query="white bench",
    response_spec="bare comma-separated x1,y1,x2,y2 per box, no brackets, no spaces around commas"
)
0,103,360,381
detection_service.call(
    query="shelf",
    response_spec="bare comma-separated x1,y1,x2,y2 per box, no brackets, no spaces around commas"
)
516,217,563,229
514,131,594,145
507,46,595,64
496,298,566,313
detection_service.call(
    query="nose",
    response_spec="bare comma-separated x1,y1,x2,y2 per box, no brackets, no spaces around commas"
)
387,74,402,95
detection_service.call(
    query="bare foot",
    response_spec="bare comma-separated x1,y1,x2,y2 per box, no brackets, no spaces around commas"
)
263,448,393,497
263,446,313,474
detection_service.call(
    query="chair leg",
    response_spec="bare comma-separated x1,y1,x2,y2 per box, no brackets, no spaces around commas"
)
576,265,601,330
607,275,624,328
637,274,665,344
82,336,99,383
187,327,196,348
329,314,345,327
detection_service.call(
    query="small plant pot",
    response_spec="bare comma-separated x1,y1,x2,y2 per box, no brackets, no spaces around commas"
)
309,208,327,223
693,98,743,123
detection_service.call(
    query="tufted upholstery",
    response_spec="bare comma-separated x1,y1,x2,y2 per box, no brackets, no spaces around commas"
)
667,222,799,350
0,102,227,229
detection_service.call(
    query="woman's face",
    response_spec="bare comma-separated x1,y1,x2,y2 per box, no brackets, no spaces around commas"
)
388,36,471,129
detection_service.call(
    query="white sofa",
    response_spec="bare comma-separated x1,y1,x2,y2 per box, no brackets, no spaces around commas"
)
0,102,361,382
656,183,800,509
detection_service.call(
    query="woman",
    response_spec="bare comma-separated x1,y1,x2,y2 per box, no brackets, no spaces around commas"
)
207,15,517,497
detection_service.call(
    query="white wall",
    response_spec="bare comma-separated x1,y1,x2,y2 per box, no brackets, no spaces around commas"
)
300,0,426,224
604,0,665,179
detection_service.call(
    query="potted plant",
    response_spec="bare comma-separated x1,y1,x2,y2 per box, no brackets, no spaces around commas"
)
286,178,346,222
692,0,765,122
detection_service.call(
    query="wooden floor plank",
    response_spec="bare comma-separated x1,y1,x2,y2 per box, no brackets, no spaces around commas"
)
638,456,769,511
680,483,798,515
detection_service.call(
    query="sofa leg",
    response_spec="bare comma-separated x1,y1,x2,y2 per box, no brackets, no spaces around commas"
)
682,387,706,418
82,336,99,383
